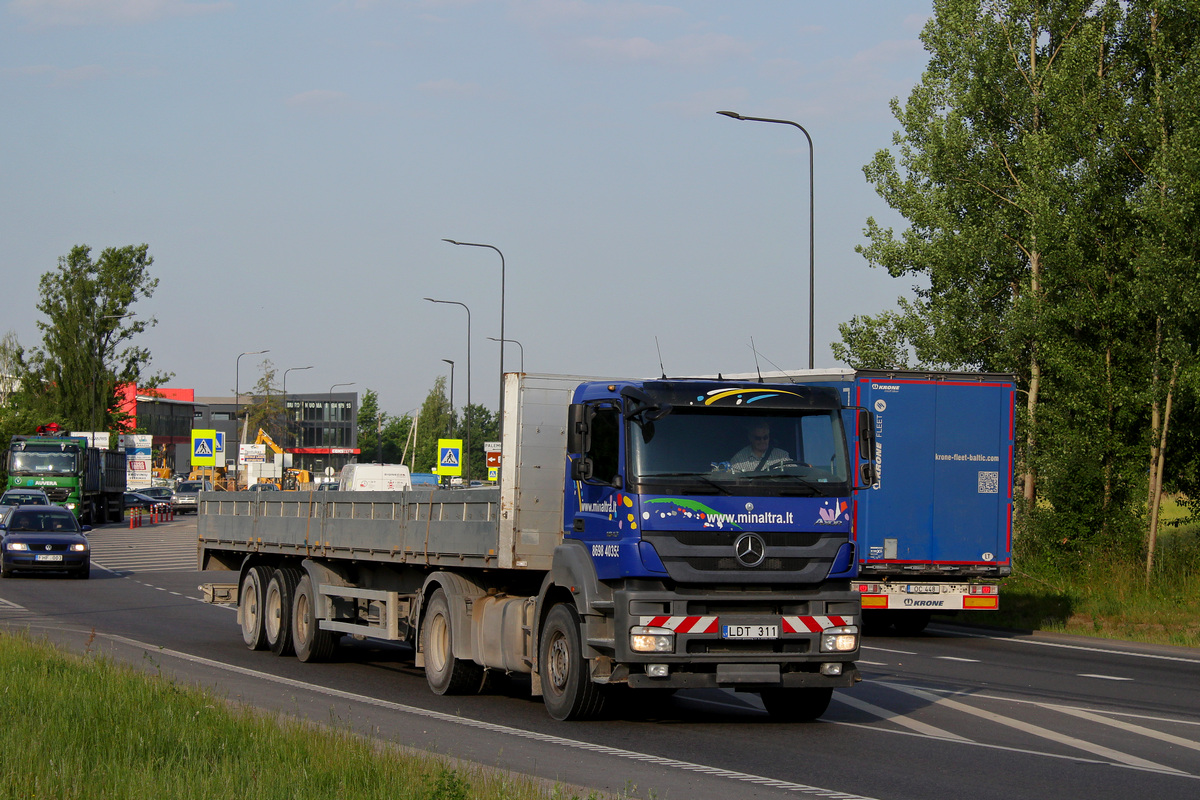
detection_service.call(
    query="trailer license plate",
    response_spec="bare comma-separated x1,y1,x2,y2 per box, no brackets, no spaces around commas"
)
722,625,778,640
35,554,62,562
907,585,940,593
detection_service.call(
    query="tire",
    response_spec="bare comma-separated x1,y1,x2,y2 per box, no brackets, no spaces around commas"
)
292,573,337,663
421,589,484,695
891,610,932,636
539,603,606,721
73,562,90,580
239,566,273,651
264,567,302,656
1,560,12,578
760,687,833,722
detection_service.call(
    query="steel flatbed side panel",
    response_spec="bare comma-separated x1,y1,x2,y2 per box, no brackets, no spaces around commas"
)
198,489,506,569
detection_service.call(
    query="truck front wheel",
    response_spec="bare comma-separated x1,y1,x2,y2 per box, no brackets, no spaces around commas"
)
264,568,302,656
421,589,484,695
292,574,337,663
240,566,272,650
539,603,605,721
760,687,833,722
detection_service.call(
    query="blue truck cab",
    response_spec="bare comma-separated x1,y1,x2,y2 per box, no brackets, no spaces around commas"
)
554,378,873,717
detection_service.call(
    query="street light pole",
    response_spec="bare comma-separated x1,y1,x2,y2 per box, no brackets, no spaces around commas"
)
425,297,471,483
235,349,270,491
327,382,356,479
486,336,523,375
282,365,313,458
441,359,455,437
717,110,816,369
442,239,506,440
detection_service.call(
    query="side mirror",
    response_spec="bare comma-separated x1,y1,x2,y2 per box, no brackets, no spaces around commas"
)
567,404,589,454
571,456,594,482
860,462,877,486
858,411,875,460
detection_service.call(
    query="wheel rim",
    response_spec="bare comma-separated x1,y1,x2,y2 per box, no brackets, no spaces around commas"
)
295,592,310,644
547,632,570,693
241,575,260,637
265,582,282,640
428,613,449,673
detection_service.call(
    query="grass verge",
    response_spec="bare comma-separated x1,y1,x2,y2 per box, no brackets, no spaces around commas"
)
0,631,611,800
944,523,1200,648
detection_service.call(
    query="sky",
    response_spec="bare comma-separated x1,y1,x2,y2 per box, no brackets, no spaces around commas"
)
1,0,935,420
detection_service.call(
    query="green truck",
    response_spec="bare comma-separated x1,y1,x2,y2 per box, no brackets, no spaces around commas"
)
6,433,126,524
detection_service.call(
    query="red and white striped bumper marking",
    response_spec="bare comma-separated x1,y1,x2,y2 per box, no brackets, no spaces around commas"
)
782,615,854,633
637,615,855,634
638,615,718,634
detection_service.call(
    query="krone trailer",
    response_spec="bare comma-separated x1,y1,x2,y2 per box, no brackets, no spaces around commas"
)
199,373,876,720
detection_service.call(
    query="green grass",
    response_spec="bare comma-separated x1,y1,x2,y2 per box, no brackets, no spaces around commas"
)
944,520,1200,648
0,632,612,800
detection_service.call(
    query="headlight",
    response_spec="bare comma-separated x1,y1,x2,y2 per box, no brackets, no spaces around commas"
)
65,503,77,510
820,626,859,653
629,626,675,653
70,543,87,552
6,542,29,551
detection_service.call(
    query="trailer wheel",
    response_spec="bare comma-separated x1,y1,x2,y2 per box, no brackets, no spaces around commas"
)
239,566,273,650
421,589,484,695
891,610,932,636
760,687,833,722
292,574,337,663
539,603,605,721
265,568,302,656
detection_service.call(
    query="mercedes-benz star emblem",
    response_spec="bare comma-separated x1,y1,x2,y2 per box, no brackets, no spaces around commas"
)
733,532,767,568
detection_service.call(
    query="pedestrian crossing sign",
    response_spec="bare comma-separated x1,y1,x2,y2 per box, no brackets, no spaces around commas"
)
437,438,462,477
192,429,217,467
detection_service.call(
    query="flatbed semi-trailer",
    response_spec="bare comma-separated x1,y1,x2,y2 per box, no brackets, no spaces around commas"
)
199,372,876,720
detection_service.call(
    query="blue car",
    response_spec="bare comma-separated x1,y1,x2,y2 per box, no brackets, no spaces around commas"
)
0,505,92,579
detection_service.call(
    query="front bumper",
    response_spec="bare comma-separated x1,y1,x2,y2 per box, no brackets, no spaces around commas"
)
3,553,89,573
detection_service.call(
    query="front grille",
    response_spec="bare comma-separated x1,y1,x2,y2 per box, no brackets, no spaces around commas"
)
43,487,70,502
686,640,810,655
642,528,845,585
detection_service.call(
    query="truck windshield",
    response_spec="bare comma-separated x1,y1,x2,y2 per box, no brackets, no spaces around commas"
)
628,409,849,497
9,447,79,475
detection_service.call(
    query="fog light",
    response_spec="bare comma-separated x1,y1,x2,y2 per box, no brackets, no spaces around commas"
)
645,664,669,678
630,626,675,653
821,662,843,677
820,626,859,653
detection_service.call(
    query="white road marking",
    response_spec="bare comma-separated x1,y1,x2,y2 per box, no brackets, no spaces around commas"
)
1049,704,1200,754
879,681,1188,775
936,656,980,663
944,629,1200,665
1077,673,1133,681
833,693,972,741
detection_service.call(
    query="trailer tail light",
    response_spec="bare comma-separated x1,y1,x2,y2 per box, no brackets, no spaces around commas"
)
858,584,881,593
969,585,997,595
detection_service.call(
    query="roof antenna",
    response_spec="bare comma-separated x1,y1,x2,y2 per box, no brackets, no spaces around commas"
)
655,336,667,379
751,337,764,383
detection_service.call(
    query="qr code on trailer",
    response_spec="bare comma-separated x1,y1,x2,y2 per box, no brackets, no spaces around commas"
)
978,471,999,494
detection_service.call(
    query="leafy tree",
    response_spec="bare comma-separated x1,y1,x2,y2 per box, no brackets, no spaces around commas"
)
356,389,413,465
844,0,1200,565
241,360,286,451
462,403,499,481
413,377,453,474
19,244,166,431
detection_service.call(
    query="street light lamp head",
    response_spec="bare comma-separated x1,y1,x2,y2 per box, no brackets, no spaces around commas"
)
442,238,460,245
717,110,744,120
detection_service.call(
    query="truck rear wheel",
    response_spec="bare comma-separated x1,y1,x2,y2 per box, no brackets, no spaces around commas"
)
421,589,483,695
240,566,272,651
292,574,337,663
760,687,833,722
539,603,605,721
265,568,302,656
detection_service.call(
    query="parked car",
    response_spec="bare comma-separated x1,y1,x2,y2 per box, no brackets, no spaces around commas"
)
246,482,279,492
0,488,52,507
124,491,165,511
138,486,174,503
0,505,91,579
171,480,212,514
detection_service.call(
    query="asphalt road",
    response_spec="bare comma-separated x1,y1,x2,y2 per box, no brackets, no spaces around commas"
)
1,516,1198,800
